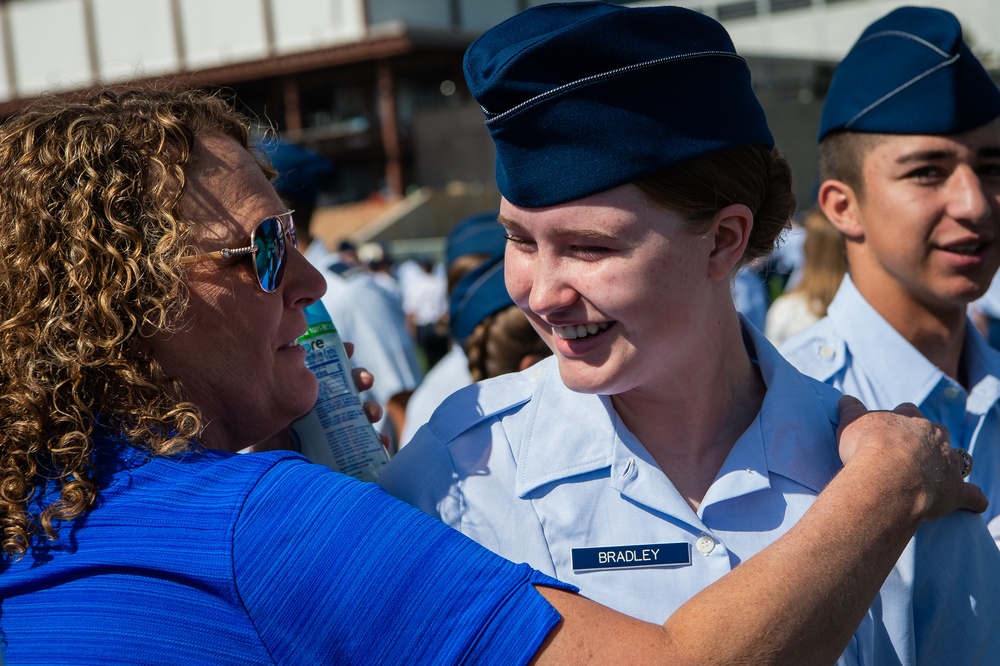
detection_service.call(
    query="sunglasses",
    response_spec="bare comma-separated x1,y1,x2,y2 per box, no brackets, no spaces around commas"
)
180,211,297,292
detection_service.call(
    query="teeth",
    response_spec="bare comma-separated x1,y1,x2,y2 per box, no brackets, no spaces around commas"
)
553,321,611,340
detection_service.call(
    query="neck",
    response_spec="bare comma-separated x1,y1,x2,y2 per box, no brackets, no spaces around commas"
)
611,309,765,511
852,275,968,382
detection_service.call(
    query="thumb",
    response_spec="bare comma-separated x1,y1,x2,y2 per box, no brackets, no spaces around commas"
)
836,395,867,435
957,483,990,516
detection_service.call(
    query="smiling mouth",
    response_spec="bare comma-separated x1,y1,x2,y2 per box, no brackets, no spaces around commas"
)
943,241,987,256
552,322,613,340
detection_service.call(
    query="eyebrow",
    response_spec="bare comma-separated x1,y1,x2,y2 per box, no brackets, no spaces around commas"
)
894,146,1000,164
497,214,621,242
894,149,956,164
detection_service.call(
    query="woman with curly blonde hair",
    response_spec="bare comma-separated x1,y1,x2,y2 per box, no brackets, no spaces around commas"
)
0,85,985,665
0,88,244,555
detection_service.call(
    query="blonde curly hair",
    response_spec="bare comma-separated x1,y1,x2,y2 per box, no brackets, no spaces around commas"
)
0,87,268,558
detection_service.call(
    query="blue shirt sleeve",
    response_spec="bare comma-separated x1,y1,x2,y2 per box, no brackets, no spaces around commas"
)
233,458,574,665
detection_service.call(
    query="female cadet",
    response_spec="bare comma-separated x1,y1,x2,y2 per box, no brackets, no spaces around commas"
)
378,3,1000,664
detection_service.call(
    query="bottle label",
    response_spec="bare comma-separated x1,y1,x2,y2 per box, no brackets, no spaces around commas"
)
292,303,388,482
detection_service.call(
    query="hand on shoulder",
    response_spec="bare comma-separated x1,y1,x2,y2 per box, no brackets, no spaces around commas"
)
836,396,987,520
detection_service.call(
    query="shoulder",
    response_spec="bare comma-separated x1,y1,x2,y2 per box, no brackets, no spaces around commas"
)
98,446,306,518
379,360,552,515
235,460,572,664
424,361,544,443
779,317,849,382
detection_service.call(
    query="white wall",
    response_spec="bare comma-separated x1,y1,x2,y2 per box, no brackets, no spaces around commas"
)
2,0,996,103
272,0,366,53
179,0,269,69
8,0,91,96
721,0,1000,61
93,0,177,83
0,0,368,102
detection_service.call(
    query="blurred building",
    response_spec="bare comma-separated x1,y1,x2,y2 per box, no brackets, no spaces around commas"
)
0,0,996,242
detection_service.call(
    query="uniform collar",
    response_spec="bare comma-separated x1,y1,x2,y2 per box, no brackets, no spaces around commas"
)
513,320,841,499
962,315,1000,388
746,321,842,493
828,275,964,407
513,358,618,497
958,313,1000,416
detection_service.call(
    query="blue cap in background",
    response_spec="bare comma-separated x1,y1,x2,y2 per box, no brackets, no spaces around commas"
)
819,6,1000,142
258,137,333,201
449,252,513,342
445,211,505,266
464,1,774,208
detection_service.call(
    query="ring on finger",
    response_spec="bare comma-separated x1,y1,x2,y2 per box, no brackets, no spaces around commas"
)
957,448,973,479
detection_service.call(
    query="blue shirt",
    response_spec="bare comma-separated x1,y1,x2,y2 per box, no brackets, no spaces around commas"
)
380,322,1000,665
781,275,1000,542
0,437,570,665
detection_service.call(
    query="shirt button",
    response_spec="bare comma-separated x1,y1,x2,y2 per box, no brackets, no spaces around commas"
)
818,345,835,359
621,457,636,480
696,535,716,555
944,386,961,399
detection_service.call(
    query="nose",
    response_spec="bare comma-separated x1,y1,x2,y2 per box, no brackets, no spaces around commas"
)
948,165,993,225
283,247,327,307
520,252,578,316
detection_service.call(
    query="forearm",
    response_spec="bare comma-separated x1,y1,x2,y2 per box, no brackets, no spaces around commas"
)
534,400,980,664
533,450,923,665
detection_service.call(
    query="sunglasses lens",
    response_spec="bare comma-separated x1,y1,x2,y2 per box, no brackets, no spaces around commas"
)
253,216,285,292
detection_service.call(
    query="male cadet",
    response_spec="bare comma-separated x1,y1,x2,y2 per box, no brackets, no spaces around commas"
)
781,6,1000,542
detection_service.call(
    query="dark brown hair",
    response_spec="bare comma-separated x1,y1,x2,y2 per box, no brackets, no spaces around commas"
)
818,131,887,199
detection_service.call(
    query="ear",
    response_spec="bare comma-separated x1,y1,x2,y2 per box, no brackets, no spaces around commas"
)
706,203,753,281
818,179,864,240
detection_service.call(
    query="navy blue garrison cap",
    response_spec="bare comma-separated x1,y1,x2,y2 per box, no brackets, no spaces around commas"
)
445,211,505,266
819,6,1000,142
258,137,332,201
464,1,774,208
449,251,513,342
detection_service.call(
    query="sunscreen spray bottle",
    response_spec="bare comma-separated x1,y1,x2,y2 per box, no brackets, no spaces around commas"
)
292,300,388,481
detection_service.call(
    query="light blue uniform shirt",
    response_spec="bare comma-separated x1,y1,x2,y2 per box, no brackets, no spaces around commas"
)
781,275,1000,542
380,322,1000,665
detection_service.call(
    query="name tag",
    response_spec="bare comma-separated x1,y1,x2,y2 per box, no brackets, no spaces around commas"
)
571,542,691,571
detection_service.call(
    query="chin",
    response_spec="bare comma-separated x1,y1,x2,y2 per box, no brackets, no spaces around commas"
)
281,376,320,420
556,358,620,395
